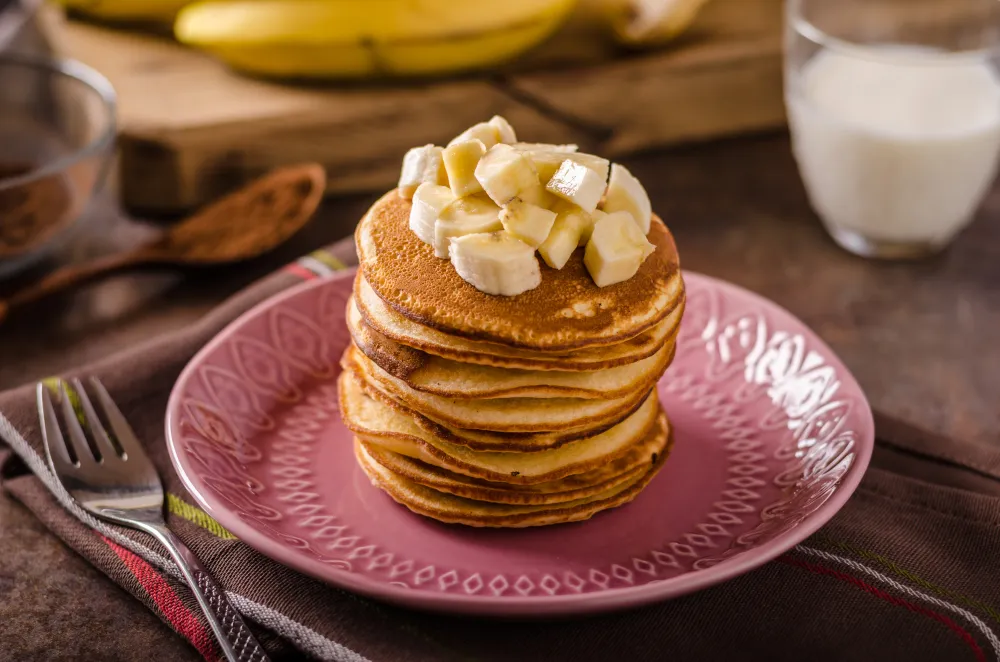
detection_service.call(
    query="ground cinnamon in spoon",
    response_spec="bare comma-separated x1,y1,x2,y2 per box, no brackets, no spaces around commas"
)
154,175,321,262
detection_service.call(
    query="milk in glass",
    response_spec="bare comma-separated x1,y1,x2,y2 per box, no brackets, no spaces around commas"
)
787,47,1000,248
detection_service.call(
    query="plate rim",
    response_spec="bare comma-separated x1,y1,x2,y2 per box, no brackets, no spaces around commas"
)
165,267,875,617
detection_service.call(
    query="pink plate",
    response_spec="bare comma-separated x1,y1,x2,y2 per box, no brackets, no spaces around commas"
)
166,269,873,617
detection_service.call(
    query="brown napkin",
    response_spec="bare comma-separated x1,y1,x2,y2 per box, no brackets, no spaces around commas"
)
2,240,1000,662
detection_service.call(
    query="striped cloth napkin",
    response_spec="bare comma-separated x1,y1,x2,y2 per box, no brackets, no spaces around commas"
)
2,238,1000,662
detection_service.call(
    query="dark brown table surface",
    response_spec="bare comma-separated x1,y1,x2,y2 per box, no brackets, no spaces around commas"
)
1,132,998,661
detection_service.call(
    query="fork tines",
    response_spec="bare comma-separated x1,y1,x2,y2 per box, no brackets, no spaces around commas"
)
38,378,142,468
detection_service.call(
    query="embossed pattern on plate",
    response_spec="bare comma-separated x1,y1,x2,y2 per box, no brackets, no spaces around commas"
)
166,269,874,616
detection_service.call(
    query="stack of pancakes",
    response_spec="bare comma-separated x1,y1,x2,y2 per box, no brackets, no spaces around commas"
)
339,191,686,527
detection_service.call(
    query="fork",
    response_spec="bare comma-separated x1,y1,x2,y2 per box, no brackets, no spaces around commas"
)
37,377,270,662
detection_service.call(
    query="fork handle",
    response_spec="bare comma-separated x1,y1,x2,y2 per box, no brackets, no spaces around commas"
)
142,523,270,662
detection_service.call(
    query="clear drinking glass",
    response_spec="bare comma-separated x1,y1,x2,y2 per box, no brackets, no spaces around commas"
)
785,0,1000,259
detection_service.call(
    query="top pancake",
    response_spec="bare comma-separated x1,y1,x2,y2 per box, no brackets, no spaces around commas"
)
356,190,684,351
355,272,681,371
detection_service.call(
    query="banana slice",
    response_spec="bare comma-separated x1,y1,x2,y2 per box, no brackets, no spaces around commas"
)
602,163,652,233
546,159,606,213
538,205,592,269
500,198,558,248
489,116,518,144
434,194,503,258
517,146,609,185
443,139,487,197
475,144,540,206
513,142,579,153
449,231,542,296
584,211,655,287
409,183,455,246
398,144,447,200
519,182,561,209
449,122,500,149
579,207,600,245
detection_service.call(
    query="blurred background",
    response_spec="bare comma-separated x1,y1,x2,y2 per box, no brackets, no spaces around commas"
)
3,0,777,216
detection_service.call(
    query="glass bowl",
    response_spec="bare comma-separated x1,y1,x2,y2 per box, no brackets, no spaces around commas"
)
0,54,116,278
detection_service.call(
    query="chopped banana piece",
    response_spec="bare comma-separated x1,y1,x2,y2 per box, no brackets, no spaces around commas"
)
518,147,610,185
519,182,560,209
538,206,591,269
584,211,656,287
448,122,500,149
603,163,652,234
449,231,541,296
551,200,596,246
398,118,657,289
585,209,607,245
546,159,606,213
489,115,517,144
398,144,447,200
475,144,540,206
538,220,578,270
513,142,578,153
500,197,558,248
574,153,612,184
434,194,502,258
578,209,598,246
409,182,454,246
443,139,487,198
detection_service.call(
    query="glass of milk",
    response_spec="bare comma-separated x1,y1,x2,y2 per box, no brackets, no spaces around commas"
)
785,0,1000,258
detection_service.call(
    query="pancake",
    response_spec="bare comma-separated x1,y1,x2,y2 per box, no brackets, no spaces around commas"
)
356,439,667,528
360,431,672,504
412,414,642,453
348,295,677,400
343,364,654,453
344,345,651,433
355,190,684,351
339,369,667,484
355,272,681,371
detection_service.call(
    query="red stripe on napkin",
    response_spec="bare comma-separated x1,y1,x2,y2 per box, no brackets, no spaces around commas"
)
779,555,986,662
103,536,219,661
283,263,319,281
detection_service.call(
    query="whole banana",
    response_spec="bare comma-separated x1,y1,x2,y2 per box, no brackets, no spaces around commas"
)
174,0,578,79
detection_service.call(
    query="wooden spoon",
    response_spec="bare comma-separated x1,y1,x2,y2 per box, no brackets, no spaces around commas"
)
0,163,327,323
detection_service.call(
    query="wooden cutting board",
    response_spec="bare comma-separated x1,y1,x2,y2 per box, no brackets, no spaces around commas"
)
47,0,784,214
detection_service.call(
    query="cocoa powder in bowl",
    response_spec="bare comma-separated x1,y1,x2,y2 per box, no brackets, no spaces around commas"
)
0,162,74,259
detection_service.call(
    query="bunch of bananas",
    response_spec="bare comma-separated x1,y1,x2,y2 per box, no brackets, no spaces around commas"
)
55,0,711,79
